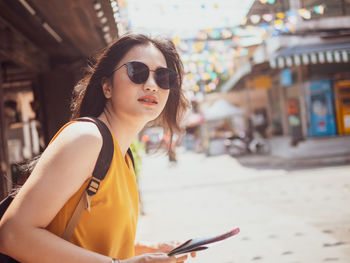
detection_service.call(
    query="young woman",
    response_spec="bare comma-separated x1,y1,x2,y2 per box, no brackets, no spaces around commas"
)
0,33,191,263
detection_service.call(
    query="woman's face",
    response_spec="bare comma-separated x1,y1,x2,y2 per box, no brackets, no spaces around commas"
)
104,44,170,124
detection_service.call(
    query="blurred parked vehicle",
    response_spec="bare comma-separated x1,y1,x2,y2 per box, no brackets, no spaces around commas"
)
224,131,270,157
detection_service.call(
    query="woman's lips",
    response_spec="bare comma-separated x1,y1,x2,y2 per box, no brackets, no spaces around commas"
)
138,96,158,105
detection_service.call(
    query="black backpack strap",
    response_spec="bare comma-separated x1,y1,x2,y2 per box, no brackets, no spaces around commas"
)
62,117,115,240
74,117,114,196
75,117,135,196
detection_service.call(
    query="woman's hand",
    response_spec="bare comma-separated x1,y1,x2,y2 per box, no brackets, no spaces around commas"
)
121,253,188,263
135,241,175,254
135,241,196,259
155,244,196,259
156,242,178,253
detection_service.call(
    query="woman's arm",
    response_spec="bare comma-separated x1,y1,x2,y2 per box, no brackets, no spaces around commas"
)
0,121,188,263
0,122,113,263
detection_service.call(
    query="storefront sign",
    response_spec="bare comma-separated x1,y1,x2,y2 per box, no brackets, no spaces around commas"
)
280,68,292,86
253,75,271,90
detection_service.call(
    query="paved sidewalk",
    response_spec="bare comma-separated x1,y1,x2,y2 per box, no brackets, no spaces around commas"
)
135,151,350,263
237,135,350,168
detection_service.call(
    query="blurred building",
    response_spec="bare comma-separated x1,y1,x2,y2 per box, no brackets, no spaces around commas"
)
0,0,120,198
222,0,350,144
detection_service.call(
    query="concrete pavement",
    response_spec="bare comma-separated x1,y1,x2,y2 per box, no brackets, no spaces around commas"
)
237,135,350,169
135,150,350,263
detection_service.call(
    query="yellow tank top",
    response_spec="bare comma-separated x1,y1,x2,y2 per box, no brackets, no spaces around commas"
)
46,121,139,259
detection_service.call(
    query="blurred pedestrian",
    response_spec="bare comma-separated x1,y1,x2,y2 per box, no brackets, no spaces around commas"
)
0,33,191,263
164,133,179,165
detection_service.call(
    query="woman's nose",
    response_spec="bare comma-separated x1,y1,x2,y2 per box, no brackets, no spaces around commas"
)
143,72,159,92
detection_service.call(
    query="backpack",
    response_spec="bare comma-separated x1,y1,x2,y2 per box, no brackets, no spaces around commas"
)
0,117,134,262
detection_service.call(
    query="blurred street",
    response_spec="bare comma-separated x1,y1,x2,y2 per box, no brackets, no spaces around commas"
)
136,150,350,263
0,1,350,262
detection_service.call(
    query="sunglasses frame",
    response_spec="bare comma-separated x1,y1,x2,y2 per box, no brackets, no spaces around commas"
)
112,61,177,90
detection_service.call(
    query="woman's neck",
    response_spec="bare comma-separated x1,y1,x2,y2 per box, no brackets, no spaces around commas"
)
99,110,145,156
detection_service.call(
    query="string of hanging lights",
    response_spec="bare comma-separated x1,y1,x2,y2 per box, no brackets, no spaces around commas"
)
171,2,327,95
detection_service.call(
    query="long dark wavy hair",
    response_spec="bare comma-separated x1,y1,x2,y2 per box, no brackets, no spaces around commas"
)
71,33,188,143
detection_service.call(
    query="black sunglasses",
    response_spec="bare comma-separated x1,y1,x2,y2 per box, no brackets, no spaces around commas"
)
113,61,177,90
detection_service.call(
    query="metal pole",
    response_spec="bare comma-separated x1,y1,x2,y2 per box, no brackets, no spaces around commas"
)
278,79,288,135
245,58,254,123
0,65,11,198
297,66,307,138
341,0,347,15
245,78,252,121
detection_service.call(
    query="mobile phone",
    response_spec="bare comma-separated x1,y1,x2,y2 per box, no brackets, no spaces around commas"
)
168,227,240,256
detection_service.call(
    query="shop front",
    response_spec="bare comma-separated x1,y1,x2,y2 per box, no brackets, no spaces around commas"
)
271,41,350,140
335,80,350,135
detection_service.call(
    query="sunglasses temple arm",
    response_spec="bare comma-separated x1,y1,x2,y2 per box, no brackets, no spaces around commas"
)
111,63,126,75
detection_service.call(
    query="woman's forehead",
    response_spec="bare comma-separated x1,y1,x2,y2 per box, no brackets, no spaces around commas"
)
120,44,167,68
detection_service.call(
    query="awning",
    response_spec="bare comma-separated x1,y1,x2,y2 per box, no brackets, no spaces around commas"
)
270,42,350,69
203,99,243,121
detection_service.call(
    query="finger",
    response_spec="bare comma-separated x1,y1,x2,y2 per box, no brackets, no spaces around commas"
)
190,252,196,258
158,242,178,252
176,255,188,262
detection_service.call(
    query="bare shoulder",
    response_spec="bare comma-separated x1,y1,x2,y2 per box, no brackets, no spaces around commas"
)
38,121,104,180
61,121,103,141
50,121,103,151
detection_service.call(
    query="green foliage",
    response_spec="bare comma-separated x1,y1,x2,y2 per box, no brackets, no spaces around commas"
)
130,139,145,181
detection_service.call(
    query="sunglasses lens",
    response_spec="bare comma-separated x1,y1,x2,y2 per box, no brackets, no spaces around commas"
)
127,62,149,84
155,68,176,90
125,61,177,90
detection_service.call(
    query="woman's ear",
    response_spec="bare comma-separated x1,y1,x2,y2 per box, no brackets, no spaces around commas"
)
101,77,112,99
